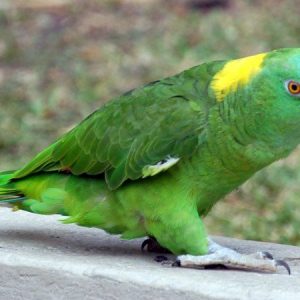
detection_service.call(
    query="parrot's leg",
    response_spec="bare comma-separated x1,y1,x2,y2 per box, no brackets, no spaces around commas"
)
146,208,209,257
175,238,291,274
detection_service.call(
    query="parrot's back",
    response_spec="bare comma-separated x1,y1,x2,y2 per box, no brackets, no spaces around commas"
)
10,60,226,190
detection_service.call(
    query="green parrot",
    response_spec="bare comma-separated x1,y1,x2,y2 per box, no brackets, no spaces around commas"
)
1,48,300,273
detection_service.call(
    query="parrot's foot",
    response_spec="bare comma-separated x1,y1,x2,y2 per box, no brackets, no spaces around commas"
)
174,239,291,274
141,237,171,253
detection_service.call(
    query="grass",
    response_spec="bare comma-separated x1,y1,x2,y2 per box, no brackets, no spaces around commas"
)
0,0,300,245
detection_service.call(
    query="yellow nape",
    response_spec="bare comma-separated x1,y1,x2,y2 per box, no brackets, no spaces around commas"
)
211,52,267,101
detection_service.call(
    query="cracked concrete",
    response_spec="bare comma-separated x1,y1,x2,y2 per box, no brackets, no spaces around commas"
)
0,207,299,300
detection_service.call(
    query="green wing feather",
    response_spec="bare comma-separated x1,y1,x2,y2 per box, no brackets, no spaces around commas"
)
13,61,225,189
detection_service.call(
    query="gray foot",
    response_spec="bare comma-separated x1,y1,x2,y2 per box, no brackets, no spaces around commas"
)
174,239,291,274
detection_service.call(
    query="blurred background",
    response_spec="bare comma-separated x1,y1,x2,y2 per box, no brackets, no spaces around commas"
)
0,0,300,245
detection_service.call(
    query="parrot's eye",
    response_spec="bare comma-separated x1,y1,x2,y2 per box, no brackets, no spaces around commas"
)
286,80,300,96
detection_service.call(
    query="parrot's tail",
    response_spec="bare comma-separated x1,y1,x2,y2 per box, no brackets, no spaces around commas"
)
0,171,24,203
0,170,14,185
0,172,67,214
0,172,126,235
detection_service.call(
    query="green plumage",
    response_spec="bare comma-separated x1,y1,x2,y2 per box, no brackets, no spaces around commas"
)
12,60,225,190
1,48,300,256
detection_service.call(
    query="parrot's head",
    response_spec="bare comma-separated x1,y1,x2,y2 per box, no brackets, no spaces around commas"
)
211,48,300,155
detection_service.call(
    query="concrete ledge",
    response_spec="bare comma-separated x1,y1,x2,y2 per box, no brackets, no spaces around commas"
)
0,207,300,300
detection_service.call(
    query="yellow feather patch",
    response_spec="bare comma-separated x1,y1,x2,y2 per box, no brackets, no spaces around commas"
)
211,52,267,101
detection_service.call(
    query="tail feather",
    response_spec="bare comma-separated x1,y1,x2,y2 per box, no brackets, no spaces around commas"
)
0,196,26,203
0,172,67,214
0,171,24,203
0,171,14,186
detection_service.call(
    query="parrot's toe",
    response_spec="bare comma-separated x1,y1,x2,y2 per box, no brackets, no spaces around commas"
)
141,237,171,253
245,251,290,274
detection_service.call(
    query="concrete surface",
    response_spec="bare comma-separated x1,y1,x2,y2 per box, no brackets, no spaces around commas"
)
0,207,299,300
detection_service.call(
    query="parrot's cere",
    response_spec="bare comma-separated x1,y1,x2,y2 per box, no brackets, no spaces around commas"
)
1,48,300,273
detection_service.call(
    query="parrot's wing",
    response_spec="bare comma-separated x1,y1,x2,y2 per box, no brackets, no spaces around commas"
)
13,65,219,189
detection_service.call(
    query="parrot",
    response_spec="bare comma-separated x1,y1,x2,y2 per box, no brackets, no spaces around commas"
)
1,48,300,274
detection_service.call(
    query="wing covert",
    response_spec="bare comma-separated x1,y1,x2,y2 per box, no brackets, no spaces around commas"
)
13,61,225,189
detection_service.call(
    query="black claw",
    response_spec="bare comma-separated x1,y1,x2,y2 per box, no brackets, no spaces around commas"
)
154,255,169,262
172,259,181,267
141,239,150,252
140,237,171,253
262,251,274,260
275,259,291,275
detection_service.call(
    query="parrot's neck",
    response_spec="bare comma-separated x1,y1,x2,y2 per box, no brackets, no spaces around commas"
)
178,102,295,215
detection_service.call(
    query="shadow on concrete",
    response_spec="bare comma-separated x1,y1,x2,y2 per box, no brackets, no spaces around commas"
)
0,228,148,257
